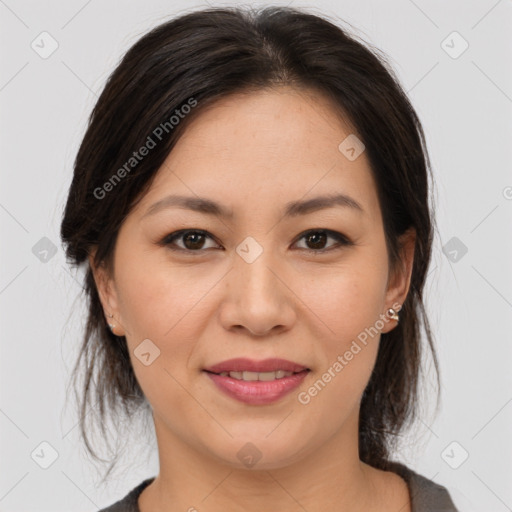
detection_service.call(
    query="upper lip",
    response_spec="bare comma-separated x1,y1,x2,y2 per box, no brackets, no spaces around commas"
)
203,358,309,374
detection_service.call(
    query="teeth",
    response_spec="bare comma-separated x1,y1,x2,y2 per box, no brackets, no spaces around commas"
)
218,370,296,381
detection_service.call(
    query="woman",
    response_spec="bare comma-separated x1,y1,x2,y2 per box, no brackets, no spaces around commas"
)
60,6,458,511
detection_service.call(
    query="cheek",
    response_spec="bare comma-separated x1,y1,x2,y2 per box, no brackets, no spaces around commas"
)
115,251,218,340
116,266,204,418
295,258,388,406
298,258,388,343
111,260,191,385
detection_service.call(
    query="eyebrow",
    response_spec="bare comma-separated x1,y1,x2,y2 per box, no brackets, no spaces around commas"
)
141,192,364,219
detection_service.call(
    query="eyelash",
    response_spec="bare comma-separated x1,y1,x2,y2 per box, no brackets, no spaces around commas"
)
159,229,353,255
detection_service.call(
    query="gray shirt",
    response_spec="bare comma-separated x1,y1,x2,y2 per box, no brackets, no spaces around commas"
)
98,462,458,511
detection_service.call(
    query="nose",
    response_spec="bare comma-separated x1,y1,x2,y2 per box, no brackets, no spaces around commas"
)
219,250,296,337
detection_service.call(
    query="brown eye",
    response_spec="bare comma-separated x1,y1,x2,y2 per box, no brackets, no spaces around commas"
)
163,230,220,252
304,231,328,250
181,232,207,250
294,229,352,253
160,228,352,255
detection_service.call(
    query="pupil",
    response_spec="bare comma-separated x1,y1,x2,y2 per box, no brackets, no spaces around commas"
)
307,232,326,249
184,232,204,250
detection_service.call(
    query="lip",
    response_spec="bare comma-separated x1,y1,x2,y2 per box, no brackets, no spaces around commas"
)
204,370,309,405
203,358,310,405
203,357,309,374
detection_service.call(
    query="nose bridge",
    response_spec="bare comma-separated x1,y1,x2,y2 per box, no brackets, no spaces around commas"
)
235,239,281,306
222,237,294,335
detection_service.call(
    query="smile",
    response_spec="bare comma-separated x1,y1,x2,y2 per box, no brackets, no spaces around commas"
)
216,370,300,381
203,369,310,405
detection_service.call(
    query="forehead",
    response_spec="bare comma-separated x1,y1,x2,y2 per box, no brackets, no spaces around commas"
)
133,87,381,223
173,86,355,159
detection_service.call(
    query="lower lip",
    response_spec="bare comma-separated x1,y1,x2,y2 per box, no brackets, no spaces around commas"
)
204,370,309,405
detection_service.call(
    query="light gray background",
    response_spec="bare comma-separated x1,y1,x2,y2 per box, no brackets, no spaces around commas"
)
1,1,511,511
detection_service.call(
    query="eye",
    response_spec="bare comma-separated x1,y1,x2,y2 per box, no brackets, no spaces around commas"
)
160,228,352,255
161,229,221,253
293,229,353,253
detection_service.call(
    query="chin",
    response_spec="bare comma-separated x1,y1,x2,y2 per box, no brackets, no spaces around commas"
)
206,434,310,471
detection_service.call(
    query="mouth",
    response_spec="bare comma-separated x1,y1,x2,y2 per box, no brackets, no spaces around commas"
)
203,369,310,381
203,357,310,375
202,358,310,405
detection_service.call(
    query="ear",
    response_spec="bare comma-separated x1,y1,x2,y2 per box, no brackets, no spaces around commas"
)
381,227,416,334
88,248,126,337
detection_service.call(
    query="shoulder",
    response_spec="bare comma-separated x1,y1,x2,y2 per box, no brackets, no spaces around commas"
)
97,477,155,512
387,461,459,512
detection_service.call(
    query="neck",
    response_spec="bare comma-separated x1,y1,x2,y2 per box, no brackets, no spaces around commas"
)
138,412,389,512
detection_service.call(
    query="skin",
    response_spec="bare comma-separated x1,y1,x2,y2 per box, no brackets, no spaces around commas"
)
90,86,415,512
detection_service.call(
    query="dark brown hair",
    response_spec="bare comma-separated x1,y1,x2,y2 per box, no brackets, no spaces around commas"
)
61,5,439,478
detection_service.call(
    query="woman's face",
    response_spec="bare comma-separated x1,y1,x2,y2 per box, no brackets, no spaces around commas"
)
91,86,414,470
